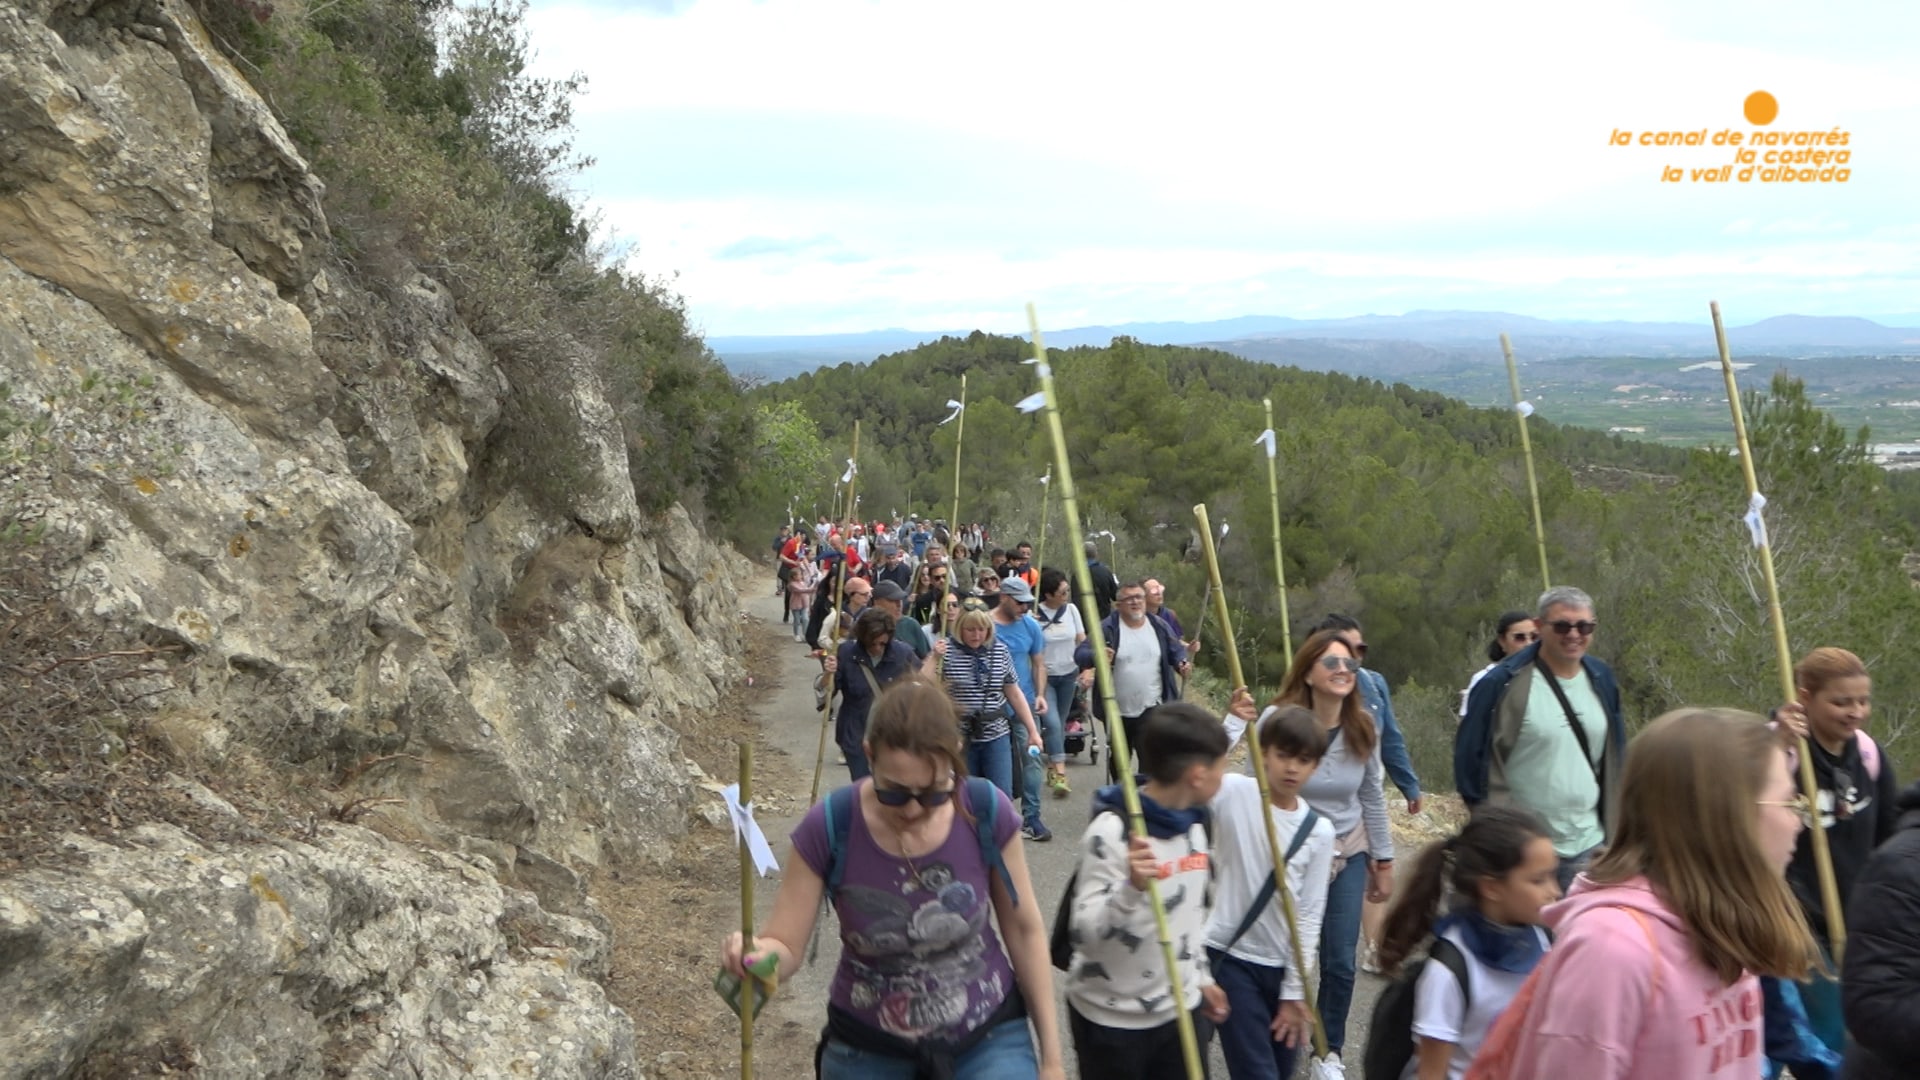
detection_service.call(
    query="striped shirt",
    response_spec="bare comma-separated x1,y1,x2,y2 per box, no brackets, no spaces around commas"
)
944,640,1015,743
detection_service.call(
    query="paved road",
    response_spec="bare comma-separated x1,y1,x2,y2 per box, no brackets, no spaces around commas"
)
738,589,1386,1078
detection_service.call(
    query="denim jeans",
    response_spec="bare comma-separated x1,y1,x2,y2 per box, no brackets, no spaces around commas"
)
1043,673,1076,763
819,1017,1038,1079
966,733,1014,800
1207,947,1295,1080
1317,855,1370,1054
1018,740,1046,830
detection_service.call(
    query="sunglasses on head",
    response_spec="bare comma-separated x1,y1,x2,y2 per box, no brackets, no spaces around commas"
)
1548,620,1598,636
1319,656,1360,673
872,777,956,808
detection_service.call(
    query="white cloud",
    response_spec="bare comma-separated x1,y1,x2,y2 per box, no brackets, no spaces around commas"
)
526,0,1920,334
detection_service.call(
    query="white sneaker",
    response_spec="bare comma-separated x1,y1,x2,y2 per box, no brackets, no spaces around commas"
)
1309,1054,1346,1080
1359,938,1381,975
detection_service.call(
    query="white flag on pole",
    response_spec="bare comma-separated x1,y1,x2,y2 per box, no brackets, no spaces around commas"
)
1744,492,1769,548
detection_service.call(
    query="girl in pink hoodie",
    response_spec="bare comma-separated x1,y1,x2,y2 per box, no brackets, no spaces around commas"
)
1468,707,1818,1080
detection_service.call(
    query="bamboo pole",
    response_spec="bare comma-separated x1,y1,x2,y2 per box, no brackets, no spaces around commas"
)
1260,399,1295,660
810,421,860,807
1028,305,1202,1080
738,741,756,1079
1501,334,1552,593
1194,502,1328,1058
1710,302,1845,961
935,377,967,655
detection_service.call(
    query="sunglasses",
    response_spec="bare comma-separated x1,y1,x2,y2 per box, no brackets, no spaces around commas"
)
1319,656,1360,673
1506,630,1540,643
1758,794,1814,829
1548,620,1598,637
873,777,957,808
1118,594,1146,604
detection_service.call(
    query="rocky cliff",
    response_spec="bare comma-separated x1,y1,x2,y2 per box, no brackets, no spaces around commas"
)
0,1,744,1074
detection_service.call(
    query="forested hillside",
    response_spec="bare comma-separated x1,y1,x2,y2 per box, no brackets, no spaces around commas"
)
750,333,1920,779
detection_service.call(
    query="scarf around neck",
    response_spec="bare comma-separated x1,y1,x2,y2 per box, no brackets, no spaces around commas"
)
1435,907,1546,974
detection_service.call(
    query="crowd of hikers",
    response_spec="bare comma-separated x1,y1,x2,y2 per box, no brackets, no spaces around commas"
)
730,515,1914,1080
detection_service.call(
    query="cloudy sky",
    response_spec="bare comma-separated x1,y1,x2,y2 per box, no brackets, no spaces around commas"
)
524,0,1920,337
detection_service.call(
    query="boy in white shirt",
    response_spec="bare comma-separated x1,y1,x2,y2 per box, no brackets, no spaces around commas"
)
1205,704,1337,1080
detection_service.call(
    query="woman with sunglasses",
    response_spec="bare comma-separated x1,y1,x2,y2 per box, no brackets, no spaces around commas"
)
723,677,1064,1079
943,607,1043,800
1457,611,1539,719
1470,708,1814,1080
1270,629,1393,1080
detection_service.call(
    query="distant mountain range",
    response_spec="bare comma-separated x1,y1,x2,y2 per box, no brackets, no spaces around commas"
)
715,311,1920,380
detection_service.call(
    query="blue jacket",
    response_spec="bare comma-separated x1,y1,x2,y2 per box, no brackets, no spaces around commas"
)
1357,668,1422,802
1075,611,1187,713
1454,642,1627,834
833,639,920,752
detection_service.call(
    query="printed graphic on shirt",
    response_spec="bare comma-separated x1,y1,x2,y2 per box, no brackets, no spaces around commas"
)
1816,772,1870,828
1687,982,1761,1075
839,861,997,1038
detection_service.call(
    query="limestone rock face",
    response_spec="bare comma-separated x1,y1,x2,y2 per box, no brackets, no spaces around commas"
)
0,0,750,1073
0,824,635,1078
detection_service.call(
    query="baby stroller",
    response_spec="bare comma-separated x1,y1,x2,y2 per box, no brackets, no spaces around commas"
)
1060,685,1101,766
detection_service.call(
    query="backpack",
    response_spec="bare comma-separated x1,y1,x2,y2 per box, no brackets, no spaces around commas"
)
1784,730,1882,783
821,777,1017,906
1362,936,1471,1080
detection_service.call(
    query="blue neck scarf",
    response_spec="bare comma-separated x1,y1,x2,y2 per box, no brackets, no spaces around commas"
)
1090,784,1209,840
1435,907,1546,974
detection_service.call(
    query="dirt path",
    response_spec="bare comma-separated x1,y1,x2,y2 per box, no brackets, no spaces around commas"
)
610,585,1419,1078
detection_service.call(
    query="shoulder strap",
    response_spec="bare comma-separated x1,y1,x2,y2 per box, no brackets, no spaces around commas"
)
1224,806,1318,949
967,777,1019,907
856,660,882,697
1429,935,1472,1010
1532,654,1602,786
823,785,857,896
1860,732,1882,782
1620,907,1664,1003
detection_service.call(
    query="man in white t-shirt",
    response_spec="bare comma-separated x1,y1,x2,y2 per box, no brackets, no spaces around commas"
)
1076,580,1190,782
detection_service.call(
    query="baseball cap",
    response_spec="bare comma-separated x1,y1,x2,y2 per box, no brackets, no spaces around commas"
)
872,580,908,602
1000,578,1035,604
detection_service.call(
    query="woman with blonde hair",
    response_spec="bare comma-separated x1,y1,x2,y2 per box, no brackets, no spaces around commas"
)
1271,629,1393,1079
721,676,1064,1078
1467,708,1815,1080
942,607,1042,801
1760,647,1897,1072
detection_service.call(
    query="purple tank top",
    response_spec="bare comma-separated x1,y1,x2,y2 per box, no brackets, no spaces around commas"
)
793,782,1021,1039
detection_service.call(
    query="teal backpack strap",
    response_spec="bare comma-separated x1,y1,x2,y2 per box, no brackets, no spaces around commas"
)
967,777,1019,907
823,785,856,896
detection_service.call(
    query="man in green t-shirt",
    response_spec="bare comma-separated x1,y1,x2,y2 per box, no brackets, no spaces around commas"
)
1456,585,1627,890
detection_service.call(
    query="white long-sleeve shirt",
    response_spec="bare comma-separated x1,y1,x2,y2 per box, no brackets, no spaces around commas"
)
1202,773,1335,999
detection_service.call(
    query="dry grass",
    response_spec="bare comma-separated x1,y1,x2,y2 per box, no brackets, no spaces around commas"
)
593,624,820,1078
